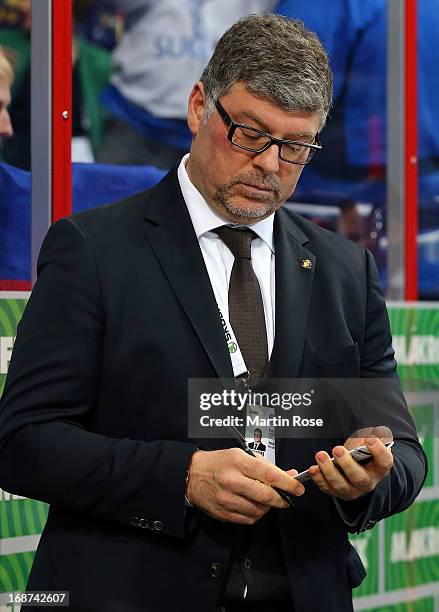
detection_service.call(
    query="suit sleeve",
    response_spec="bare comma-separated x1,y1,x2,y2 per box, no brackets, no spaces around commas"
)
0,218,199,540
335,248,428,534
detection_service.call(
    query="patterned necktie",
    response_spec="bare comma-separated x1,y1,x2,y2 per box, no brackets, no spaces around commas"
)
214,226,269,384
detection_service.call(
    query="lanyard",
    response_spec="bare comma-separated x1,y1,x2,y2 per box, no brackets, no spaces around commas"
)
216,306,248,378
208,262,248,377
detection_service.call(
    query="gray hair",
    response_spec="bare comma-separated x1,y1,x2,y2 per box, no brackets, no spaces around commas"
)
200,14,332,130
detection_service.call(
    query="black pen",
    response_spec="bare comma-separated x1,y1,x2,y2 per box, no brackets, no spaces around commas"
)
227,424,295,507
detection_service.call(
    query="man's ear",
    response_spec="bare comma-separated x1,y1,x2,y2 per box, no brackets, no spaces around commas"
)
187,81,207,136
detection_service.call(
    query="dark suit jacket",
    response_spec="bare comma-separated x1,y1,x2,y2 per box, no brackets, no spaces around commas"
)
248,441,266,453
0,168,427,612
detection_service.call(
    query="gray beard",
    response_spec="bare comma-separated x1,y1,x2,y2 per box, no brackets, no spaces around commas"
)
213,172,280,220
216,195,275,219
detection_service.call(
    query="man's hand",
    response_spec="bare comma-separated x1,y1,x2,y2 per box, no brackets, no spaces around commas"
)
186,448,305,524
307,426,394,501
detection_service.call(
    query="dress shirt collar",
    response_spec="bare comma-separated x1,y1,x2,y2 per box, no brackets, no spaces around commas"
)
177,153,274,252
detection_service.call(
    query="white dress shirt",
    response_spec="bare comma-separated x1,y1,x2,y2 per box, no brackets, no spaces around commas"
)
177,153,275,376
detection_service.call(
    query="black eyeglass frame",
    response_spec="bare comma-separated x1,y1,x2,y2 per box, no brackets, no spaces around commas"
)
214,98,322,165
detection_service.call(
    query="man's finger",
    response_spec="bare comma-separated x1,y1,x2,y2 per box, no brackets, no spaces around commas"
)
241,455,305,497
222,452,295,507
227,471,289,509
364,437,394,473
249,479,290,509
286,468,298,477
308,465,331,494
331,445,372,492
220,491,272,518
315,451,355,498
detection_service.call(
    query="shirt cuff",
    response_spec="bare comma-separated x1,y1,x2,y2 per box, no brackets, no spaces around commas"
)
185,448,202,508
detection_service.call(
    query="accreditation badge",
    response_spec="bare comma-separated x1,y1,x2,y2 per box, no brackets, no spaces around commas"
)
244,404,276,465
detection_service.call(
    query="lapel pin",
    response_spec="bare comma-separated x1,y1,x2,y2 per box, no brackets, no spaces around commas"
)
301,259,313,270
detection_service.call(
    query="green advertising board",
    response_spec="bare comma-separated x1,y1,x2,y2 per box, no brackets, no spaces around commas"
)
0,294,28,397
385,500,439,590
0,292,46,599
353,303,439,611
0,294,438,609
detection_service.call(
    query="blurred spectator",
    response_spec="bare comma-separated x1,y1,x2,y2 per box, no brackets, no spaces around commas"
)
276,0,439,182
74,0,123,50
0,0,115,168
337,200,365,243
72,2,117,161
275,0,385,181
336,199,382,256
0,0,30,167
0,0,30,30
98,0,275,168
0,47,13,143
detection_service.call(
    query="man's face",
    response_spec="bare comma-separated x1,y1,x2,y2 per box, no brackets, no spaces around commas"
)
0,76,13,144
186,81,320,224
254,432,262,443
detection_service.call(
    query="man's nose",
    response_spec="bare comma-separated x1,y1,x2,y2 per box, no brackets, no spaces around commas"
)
0,110,13,139
252,143,280,174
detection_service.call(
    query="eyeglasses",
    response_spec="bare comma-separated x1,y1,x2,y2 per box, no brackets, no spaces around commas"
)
214,99,321,165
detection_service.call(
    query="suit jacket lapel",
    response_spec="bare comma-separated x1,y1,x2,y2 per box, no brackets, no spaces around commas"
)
142,171,316,382
270,207,316,379
143,169,233,381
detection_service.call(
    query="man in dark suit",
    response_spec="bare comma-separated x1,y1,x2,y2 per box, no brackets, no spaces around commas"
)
248,429,266,454
0,14,426,612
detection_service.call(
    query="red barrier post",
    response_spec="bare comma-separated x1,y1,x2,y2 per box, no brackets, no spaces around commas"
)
52,0,72,221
